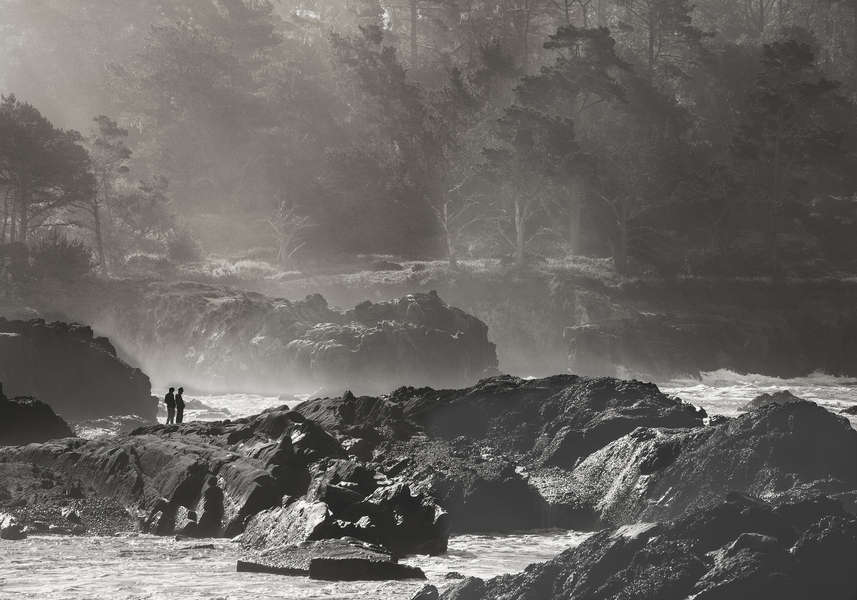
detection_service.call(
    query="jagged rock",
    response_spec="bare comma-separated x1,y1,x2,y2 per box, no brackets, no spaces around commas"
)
566,400,857,525
742,389,806,411
352,482,449,556
412,585,440,600
88,283,497,394
440,577,486,600
297,375,704,532
0,512,26,540
454,495,857,600
0,400,452,565
241,500,332,549
0,318,153,421
0,384,74,446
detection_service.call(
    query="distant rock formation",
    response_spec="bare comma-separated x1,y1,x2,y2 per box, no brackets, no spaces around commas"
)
741,389,807,411
0,318,153,421
92,282,498,394
434,493,857,600
0,382,74,446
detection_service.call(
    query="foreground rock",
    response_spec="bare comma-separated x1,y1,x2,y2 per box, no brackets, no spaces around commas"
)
0,405,448,560
88,283,498,394
0,383,74,445
0,318,153,421
436,494,857,600
0,511,26,540
238,537,426,581
298,375,857,535
298,375,705,531
567,399,857,525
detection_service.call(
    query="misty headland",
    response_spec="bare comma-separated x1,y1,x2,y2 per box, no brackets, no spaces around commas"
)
1,1,857,599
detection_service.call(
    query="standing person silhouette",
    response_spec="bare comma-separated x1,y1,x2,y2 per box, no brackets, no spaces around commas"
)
164,388,176,424
176,387,185,424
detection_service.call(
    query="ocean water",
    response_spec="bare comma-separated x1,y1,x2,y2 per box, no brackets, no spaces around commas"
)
661,369,857,428
0,530,591,600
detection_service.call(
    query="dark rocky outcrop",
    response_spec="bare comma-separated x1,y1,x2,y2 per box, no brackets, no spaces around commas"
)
565,400,857,525
433,494,857,600
298,375,857,537
297,375,706,532
0,512,26,540
0,383,74,445
0,318,153,421
0,404,448,562
85,283,497,394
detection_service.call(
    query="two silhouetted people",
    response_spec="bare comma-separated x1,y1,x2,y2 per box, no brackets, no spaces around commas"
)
164,386,186,424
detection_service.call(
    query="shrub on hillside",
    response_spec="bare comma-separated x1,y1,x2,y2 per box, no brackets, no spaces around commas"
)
29,231,93,281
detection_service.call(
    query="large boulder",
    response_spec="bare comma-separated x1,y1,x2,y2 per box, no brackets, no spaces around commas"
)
297,375,704,532
0,318,153,421
566,400,857,525
88,283,497,394
0,383,74,446
0,512,26,540
436,494,857,600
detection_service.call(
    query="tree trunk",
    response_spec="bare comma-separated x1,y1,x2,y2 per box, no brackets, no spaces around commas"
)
647,11,656,73
568,178,585,254
613,200,629,274
410,0,418,64
1,191,8,244
93,199,108,275
443,202,457,268
515,198,525,268
769,115,784,277
17,189,29,244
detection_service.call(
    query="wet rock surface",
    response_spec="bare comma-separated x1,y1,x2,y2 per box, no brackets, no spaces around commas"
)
432,494,857,600
298,375,705,532
0,404,449,563
0,383,74,445
298,375,857,539
568,400,857,525
0,318,153,421
237,537,426,580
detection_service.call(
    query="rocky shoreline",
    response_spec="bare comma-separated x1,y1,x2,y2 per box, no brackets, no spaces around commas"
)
1,374,854,591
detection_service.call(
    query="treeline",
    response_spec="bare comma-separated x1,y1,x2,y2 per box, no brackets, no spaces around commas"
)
1,0,856,278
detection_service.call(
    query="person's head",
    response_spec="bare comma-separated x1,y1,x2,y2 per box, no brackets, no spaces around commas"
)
178,387,183,394
169,387,175,393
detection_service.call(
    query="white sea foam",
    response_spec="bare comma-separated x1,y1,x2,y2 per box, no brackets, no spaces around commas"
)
660,369,857,427
0,531,591,600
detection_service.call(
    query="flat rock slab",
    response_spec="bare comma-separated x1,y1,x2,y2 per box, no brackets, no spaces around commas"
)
237,538,426,581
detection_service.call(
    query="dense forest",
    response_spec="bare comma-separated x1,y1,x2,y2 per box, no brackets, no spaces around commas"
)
1,0,856,283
